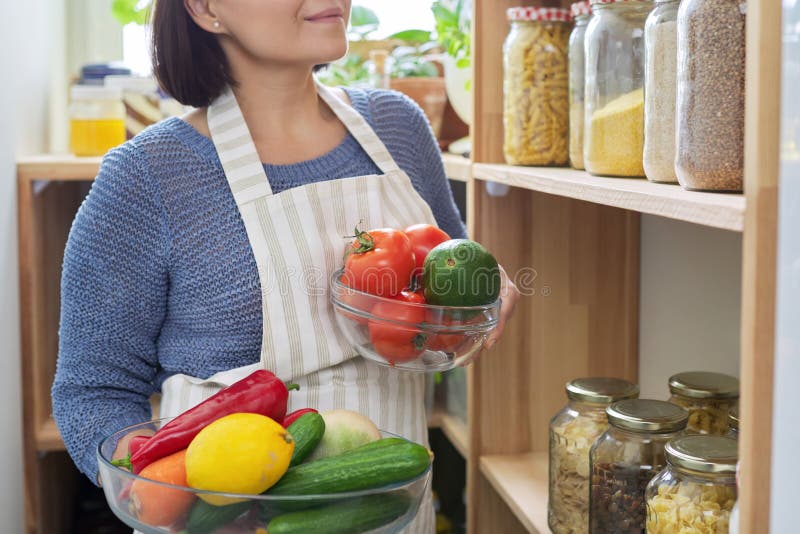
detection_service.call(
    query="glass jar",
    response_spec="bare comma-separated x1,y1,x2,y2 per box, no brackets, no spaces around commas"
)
503,7,572,166
69,85,126,157
675,0,746,191
646,436,738,533
549,377,640,534
643,0,679,183
668,371,740,435
568,1,592,170
105,75,163,140
583,0,652,177
727,405,740,439
589,399,688,533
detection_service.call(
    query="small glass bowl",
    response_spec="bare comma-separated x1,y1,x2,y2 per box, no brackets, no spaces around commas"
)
97,419,431,534
330,269,500,372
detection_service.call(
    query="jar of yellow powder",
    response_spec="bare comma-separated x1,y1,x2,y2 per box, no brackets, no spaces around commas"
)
503,7,572,166
69,85,126,157
584,0,652,177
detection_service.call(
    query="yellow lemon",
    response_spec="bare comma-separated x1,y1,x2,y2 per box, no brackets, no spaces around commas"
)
186,413,294,505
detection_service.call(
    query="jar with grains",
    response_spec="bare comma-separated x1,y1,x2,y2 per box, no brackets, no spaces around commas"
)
668,371,740,435
549,377,640,534
643,0,679,183
568,1,592,170
503,7,572,166
583,0,652,177
675,0,746,191
589,399,688,534
646,436,738,533
726,405,739,439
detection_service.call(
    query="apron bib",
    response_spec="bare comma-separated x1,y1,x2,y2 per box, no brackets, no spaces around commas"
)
159,82,437,533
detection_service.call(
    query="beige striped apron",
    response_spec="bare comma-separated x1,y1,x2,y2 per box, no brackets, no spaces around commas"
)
159,81,436,533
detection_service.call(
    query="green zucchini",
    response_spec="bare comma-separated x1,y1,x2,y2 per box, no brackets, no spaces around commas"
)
287,412,325,466
265,493,412,534
267,439,431,496
184,499,250,533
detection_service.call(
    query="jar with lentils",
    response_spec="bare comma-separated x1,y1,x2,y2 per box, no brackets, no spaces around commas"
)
675,0,746,191
646,436,738,533
503,7,572,166
549,377,640,534
568,1,592,169
583,0,652,177
668,371,740,435
643,0,680,183
589,399,688,533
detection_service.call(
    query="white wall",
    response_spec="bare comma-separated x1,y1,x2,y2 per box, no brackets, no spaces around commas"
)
638,215,743,399
0,2,53,532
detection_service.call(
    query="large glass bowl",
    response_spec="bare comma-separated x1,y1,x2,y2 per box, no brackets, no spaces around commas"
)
330,270,500,372
98,419,431,534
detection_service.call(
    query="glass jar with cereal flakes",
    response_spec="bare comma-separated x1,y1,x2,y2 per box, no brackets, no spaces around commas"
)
549,377,640,534
568,1,592,170
503,7,572,166
645,436,738,534
668,371,739,435
589,399,688,534
583,0,652,177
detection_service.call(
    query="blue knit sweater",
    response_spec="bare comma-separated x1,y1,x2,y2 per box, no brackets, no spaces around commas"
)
52,87,466,482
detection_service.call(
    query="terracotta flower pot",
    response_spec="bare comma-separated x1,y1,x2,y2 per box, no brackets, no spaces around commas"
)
389,77,448,139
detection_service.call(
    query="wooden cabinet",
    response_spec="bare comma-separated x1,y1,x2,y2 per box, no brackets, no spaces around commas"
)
460,0,780,532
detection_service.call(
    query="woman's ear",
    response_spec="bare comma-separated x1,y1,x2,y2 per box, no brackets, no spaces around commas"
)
183,0,224,33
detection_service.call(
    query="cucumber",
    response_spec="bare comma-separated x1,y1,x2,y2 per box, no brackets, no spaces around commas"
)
184,499,250,533
265,493,411,534
287,412,325,466
267,439,432,496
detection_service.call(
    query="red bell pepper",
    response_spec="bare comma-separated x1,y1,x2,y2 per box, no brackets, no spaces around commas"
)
129,369,297,474
282,408,318,428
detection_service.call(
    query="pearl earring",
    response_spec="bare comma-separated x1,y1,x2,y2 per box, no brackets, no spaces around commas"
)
213,20,220,28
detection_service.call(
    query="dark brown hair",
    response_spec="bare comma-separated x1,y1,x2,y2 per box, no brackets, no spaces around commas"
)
151,0,236,108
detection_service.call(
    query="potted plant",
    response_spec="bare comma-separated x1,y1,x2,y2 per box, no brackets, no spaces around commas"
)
432,0,472,130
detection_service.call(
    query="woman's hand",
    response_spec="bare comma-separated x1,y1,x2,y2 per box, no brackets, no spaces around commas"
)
486,265,520,350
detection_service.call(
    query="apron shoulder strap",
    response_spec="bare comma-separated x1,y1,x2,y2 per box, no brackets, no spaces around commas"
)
315,82,402,175
207,88,274,203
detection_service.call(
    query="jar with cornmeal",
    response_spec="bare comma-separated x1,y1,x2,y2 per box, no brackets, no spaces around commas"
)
668,371,740,435
69,85,126,157
645,436,738,534
583,0,652,176
503,7,572,166
549,377,639,534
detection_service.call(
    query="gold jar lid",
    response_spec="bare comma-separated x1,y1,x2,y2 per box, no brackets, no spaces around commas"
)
668,371,740,400
728,405,739,431
666,435,738,474
566,377,640,404
607,399,688,433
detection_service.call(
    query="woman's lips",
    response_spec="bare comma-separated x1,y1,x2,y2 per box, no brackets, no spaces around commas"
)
305,8,344,23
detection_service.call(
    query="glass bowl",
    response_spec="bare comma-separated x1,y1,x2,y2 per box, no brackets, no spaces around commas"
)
330,269,500,372
98,419,431,534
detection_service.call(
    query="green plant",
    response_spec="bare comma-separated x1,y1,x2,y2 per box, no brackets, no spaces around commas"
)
432,0,471,68
388,43,440,79
111,0,151,25
315,54,370,87
348,5,380,40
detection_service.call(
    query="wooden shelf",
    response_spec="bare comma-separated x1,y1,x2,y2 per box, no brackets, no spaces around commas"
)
479,452,549,533
17,155,102,182
442,153,472,183
473,163,746,232
440,414,468,458
36,418,65,452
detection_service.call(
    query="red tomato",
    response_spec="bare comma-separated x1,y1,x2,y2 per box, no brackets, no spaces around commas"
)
425,310,466,352
337,275,374,325
343,228,415,297
404,224,451,278
368,290,427,364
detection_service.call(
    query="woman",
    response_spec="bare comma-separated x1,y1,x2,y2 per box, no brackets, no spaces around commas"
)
53,0,519,531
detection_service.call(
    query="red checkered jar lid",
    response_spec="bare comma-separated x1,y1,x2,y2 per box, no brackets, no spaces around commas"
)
506,7,573,22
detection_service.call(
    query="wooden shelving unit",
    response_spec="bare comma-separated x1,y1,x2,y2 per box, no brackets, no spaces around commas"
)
442,153,472,183
463,0,780,532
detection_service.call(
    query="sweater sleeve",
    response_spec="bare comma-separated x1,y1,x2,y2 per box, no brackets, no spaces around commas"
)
361,89,468,239
52,142,168,483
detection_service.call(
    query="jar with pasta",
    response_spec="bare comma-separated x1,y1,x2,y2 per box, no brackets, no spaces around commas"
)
646,435,738,533
668,371,740,435
549,377,640,534
569,1,592,169
589,399,688,533
584,0,652,177
503,7,572,166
